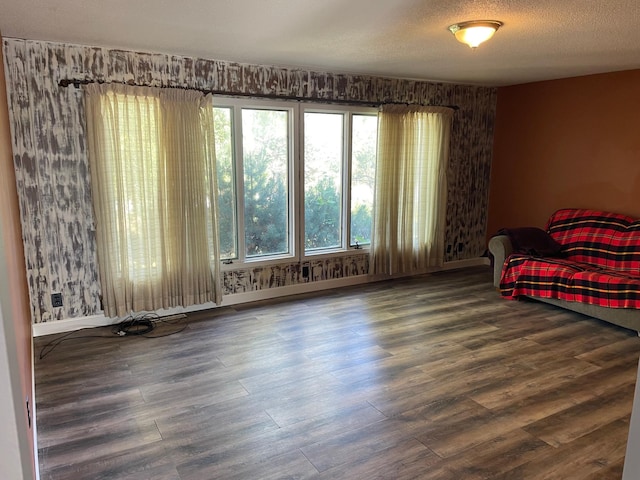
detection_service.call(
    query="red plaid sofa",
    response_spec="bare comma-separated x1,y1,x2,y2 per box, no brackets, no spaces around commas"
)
489,208,640,332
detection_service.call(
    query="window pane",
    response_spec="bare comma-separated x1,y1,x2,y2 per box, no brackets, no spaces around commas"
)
350,114,377,246
242,109,290,258
213,107,237,260
304,112,343,252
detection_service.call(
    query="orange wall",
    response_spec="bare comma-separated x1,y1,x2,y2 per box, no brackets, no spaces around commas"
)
0,35,36,474
487,69,640,237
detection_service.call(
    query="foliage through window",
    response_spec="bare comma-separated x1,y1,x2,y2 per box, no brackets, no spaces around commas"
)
350,114,377,247
304,111,343,251
242,109,290,258
213,97,377,264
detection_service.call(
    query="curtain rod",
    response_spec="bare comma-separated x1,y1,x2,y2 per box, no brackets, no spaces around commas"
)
58,78,459,111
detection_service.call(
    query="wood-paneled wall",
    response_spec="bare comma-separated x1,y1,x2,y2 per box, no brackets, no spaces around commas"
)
3,38,497,323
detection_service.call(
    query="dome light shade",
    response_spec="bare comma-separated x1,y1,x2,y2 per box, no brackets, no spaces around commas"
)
448,20,503,48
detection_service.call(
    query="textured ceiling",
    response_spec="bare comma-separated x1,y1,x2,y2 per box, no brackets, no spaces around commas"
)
1,0,639,86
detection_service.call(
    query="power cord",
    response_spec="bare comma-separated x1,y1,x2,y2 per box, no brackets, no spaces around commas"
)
38,330,110,360
38,312,189,359
111,313,156,336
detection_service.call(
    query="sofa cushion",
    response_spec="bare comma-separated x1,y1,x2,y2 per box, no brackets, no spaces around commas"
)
500,254,589,301
501,253,640,309
546,208,640,271
571,270,640,309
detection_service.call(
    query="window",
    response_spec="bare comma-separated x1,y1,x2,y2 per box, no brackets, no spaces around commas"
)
214,100,295,262
213,107,237,260
242,108,291,258
303,111,343,252
303,109,378,252
350,114,377,247
213,97,377,264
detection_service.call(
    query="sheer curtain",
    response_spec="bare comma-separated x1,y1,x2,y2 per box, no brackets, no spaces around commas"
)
369,104,453,275
84,84,221,317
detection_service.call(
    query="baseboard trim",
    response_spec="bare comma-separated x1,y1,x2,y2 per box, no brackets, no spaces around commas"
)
32,276,373,337
32,314,119,337
32,257,489,337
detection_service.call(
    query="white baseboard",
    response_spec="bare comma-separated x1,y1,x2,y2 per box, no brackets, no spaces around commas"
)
32,257,489,337
32,275,372,337
32,313,120,337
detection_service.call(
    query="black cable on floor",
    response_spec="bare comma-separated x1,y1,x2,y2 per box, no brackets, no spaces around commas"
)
111,313,156,336
38,312,188,359
38,330,111,360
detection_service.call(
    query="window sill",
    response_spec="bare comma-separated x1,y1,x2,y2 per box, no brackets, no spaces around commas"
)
220,248,369,271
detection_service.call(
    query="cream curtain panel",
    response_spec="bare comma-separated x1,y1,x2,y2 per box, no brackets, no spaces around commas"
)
84,84,221,317
369,104,453,275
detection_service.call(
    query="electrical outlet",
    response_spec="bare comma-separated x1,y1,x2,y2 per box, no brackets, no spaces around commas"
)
51,293,63,308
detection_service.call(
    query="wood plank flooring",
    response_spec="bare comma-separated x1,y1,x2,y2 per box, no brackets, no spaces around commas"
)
34,266,640,479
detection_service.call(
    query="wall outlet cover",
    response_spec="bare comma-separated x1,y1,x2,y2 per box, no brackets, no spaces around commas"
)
51,293,63,307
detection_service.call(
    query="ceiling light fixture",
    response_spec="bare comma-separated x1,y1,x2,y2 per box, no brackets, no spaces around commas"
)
448,20,503,48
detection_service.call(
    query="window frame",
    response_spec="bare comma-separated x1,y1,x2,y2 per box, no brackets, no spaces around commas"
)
301,107,347,255
214,95,377,268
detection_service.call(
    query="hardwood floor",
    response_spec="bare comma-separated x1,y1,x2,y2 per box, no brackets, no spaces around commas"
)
34,266,640,479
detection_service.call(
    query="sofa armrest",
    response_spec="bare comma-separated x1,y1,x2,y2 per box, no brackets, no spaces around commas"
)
488,235,513,288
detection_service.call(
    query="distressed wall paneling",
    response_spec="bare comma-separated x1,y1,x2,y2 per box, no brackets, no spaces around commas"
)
222,254,370,295
2,38,497,324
